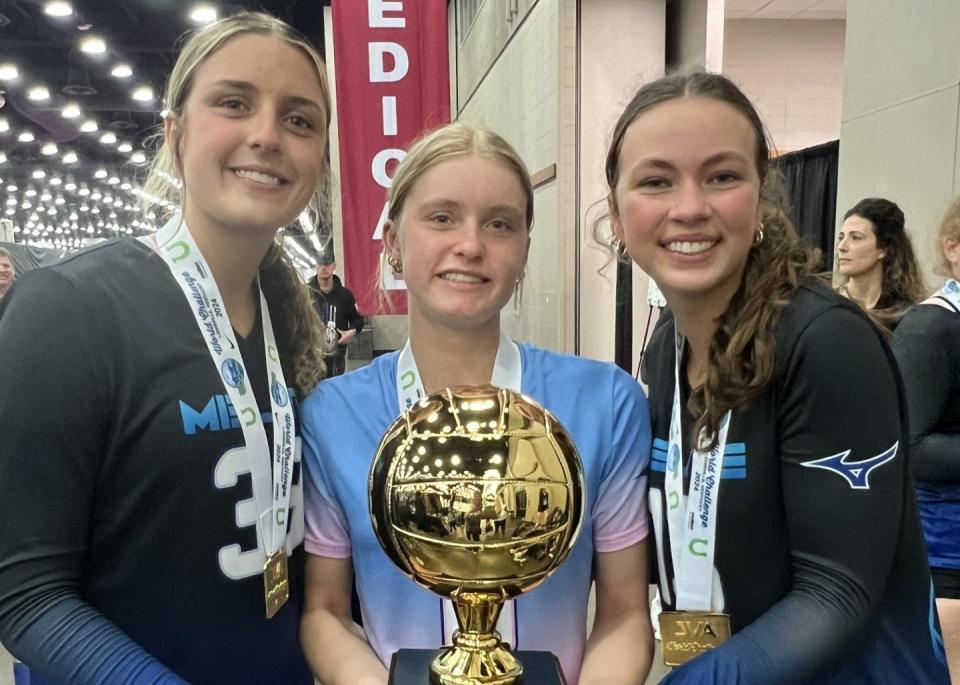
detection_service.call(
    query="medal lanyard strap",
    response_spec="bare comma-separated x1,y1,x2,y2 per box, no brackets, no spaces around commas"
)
395,331,522,410
665,331,729,611
146,215,296,557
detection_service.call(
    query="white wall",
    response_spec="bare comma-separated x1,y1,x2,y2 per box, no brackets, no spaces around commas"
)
837,0,960,288
724,18,845,153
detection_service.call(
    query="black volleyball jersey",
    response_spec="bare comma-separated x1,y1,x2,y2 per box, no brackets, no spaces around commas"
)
0,239,311,683
643,281,948,684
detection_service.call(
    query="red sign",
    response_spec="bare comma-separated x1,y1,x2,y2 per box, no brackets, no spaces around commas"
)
331,0,450,314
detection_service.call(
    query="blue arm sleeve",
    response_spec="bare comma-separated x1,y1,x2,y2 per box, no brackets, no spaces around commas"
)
0,270,185,685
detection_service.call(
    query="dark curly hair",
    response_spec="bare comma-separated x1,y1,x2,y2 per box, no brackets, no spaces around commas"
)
842,198,926,309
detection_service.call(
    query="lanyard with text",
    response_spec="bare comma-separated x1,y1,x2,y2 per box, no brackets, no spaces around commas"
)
395,331,523,646
659,331,732,666
926,279,960,313
145,215,295,619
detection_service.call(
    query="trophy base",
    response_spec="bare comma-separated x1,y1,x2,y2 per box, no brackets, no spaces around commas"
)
390,649,566,685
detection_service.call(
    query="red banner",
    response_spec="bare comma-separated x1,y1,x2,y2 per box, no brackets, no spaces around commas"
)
331,0,450,314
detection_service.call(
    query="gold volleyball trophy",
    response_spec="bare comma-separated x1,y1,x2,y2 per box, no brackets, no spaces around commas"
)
369,385,585,685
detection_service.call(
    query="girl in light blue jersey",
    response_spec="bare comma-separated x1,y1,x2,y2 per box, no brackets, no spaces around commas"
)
299,123,654,685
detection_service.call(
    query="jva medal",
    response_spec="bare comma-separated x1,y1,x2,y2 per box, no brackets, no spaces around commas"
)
660,611,731,666
263,549,290,619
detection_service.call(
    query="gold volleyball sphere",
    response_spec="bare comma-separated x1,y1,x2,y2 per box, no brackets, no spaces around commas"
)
369,385,585,600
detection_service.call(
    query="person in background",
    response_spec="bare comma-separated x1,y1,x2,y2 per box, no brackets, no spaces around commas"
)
837,197,926,331
299,123,654,685
893,196,960,684
0,247,16,300
307,250,363,378
602,69,949,684
0,12,329,683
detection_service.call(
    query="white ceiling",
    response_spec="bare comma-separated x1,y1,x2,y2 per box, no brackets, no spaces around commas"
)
726,0,846,20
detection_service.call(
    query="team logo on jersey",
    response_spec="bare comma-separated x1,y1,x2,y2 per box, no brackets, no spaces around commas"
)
800,441,898,489
220,358,247,395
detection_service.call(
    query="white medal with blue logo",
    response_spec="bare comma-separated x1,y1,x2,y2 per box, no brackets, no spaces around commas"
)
924,279,960,313
145,215,296,619
396,332,523,648
659,332,731,666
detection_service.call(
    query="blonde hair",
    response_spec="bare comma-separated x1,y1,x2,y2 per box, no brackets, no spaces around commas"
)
141,11,331,394
937,196,960,278
376,123,534,310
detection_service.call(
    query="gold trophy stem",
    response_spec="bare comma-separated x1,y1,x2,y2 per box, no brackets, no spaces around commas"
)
430,591,523,685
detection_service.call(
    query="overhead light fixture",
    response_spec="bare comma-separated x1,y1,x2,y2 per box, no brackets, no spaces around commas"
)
0,64,18,81
18,131,36,142
131,85,154,102
111,63,133,78
41,142,58,156
62,151,78,164
33,169,46,180
44,1,73,17
0,152,6,164
61,103,81,118
0,118,8,133
117,142,133,153
50,177,62,186
99,131,117,144
94,169,108,179
79,119,98,133
189,4,218,24
79,36,107,54
27,86,50,101
130,151,147,164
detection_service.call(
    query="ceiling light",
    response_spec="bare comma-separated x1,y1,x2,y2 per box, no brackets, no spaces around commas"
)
99,131,117,144
0,118,8,133
0,64,18,81
62,151,78,164
32,170,46,179
44,1,73,17
41,142,58,155
117,142,132,153
40,192,52,202
111,63,133,78
50,177,62,186
130,151,147,164
27,86,50,101
0,153,6,164
79,36,107,54
62,103,81,119
94,169,107,179
131,85,154,102
5,184,16,192
18,131,35,143
79,119,98,133
108,176,120,185
189,4,218,24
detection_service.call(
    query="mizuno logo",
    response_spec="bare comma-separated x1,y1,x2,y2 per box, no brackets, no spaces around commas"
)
801,442,898,489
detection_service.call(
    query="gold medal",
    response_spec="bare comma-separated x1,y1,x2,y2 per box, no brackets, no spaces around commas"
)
660,610,731,666
263,549,289,619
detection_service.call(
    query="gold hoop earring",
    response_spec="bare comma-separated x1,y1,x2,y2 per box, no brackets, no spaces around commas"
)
513,270,525,315
387,253,403,276
754,222,765,245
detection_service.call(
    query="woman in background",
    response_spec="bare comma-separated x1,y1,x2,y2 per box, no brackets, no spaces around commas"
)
0,12,328,683
837,197,925,330
893,197,960,683
602,69,948,684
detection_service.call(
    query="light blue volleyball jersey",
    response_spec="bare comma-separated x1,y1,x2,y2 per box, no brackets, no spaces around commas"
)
301,343,651,684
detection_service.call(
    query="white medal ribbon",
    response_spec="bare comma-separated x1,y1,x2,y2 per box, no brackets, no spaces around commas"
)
395,331,523,647
664,332,729,612
923,278,960,313
144,215,295,559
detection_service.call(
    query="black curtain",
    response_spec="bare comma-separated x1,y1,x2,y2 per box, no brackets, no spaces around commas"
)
775,139,839,269
0,241,65,275
613,139,840,372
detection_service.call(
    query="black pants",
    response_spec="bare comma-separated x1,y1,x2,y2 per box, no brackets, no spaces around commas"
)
324,350,346,378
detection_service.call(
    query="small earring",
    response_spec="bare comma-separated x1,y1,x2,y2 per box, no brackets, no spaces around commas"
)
513,271,525,315
754,222,765,245
613,237,627,257
387,253,403,275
